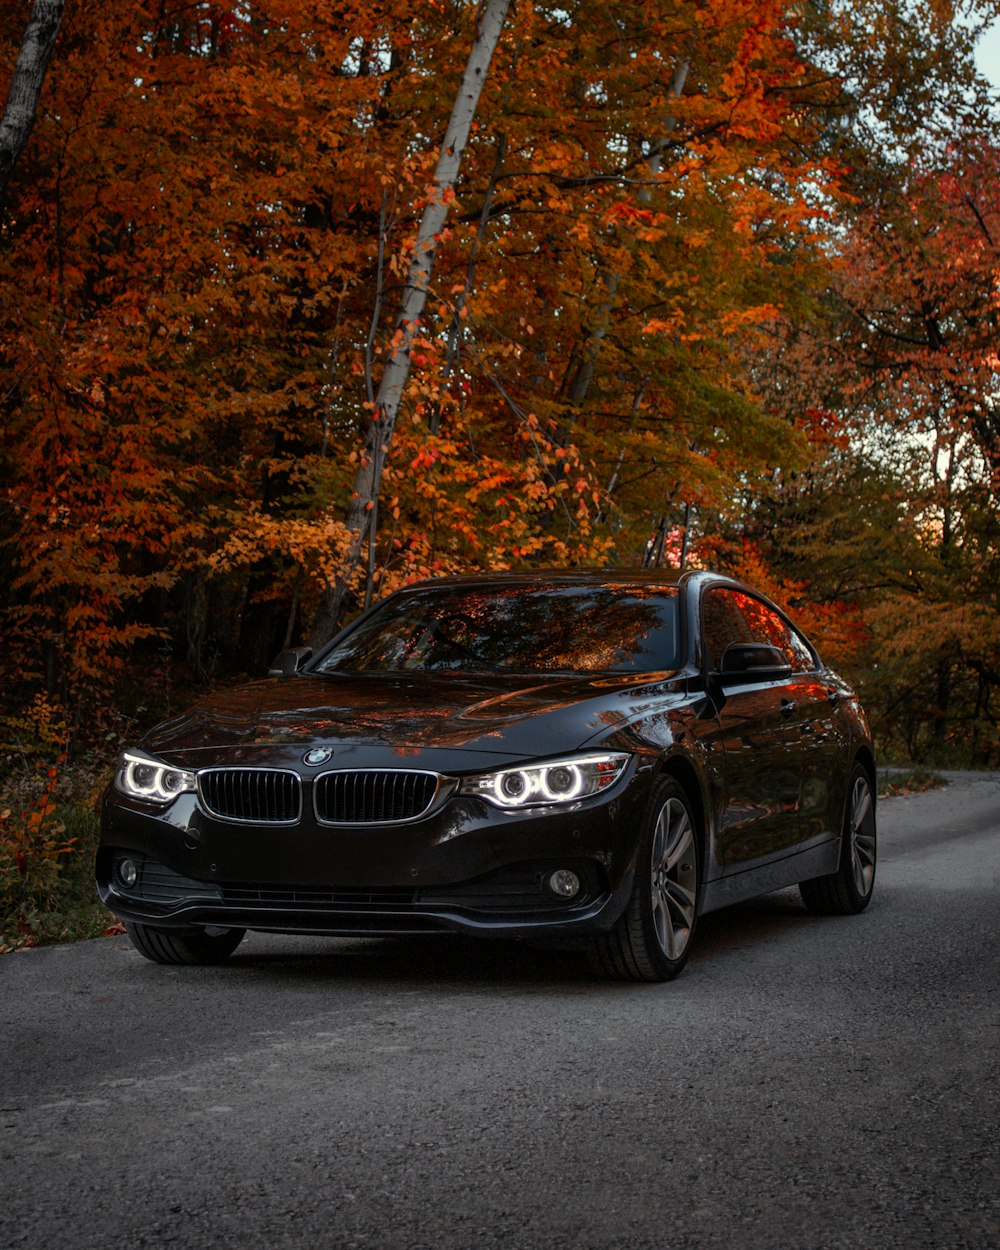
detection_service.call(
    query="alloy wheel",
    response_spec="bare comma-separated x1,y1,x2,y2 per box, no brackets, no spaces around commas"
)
649,796,698,959
849,774,876,897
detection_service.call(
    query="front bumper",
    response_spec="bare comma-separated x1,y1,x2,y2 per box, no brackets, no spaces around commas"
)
97,766,648,939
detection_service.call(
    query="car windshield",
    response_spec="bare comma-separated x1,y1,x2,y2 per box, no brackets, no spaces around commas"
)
316,584,681,676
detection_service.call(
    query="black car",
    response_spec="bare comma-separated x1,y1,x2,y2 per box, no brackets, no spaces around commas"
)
97,569,876,981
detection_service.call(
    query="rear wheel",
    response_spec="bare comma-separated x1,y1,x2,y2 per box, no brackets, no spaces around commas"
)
800,762,876,915
589,778,700,982
125,922,246,965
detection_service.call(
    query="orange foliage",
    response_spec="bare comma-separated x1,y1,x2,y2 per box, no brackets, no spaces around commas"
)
1,0,848,710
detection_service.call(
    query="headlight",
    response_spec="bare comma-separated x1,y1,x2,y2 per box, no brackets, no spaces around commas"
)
115,752,197,805
459,752,630,809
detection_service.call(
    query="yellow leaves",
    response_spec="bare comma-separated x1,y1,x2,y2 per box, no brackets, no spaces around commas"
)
874,599,1000,665
0,694,69,760
209,510,354,592
642,317,682,336
718,303,781,333
369,416,613,586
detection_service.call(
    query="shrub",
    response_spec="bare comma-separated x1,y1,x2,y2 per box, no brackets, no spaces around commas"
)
0,696,117,951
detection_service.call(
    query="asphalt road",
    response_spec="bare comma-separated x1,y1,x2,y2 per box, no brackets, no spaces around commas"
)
2,773,998,1250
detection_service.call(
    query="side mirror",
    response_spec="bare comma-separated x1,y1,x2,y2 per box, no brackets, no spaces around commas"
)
268,647,313,677
719,643,792,680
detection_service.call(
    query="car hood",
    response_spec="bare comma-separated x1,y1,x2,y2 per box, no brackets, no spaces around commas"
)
140,670,685,764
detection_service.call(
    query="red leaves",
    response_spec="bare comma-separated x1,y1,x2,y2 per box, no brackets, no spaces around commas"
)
609,203,656,227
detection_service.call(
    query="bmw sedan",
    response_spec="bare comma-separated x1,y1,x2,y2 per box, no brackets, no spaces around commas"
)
97,569,877,981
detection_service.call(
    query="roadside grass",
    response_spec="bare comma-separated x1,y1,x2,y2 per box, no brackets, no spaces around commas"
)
1,764,119,954
877,765,949,799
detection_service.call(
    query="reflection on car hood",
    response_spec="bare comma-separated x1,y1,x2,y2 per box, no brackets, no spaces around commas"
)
140,671,684,759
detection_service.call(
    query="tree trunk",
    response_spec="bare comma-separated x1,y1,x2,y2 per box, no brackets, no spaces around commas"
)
309,0,511,646
0,0,65,213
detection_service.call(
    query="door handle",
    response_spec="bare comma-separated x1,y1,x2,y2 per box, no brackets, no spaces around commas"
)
780,699,796,718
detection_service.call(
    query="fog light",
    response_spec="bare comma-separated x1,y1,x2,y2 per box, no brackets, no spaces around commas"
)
117,858,138,888
548,869,581,898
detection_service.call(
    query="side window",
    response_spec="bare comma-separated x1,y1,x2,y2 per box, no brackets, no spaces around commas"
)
701,588,755,670
732,593,815,673
786,626,817,673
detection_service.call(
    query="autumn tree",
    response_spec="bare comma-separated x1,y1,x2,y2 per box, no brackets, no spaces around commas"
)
308,0,512,643
1,0,846,702
2,0,445,686
737,125,1000,763
3,0,997,769
312,0,850,618
832,137,998,760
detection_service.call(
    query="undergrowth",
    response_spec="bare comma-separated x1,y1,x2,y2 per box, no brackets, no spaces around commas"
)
877,766,949,799
1,695,119,952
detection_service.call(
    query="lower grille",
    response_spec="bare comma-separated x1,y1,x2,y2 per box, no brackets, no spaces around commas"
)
417,860,596,912
222,884,418,908
199,768,301,823
314,769,442,824
107,853,602,919
114,855,221,908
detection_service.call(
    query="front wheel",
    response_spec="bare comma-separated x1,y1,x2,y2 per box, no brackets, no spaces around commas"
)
589,778,701,982
125,922,246,965
800,763,876,915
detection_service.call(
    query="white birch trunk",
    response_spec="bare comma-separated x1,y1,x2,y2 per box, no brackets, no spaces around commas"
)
0,0,65,211
374,0,510,432
310,0,511,643
641,59,690,196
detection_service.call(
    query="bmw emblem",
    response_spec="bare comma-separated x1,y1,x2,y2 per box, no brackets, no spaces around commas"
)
303,748,334,767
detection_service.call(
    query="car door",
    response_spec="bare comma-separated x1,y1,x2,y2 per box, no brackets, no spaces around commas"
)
733,594,850,848
701,586,803,872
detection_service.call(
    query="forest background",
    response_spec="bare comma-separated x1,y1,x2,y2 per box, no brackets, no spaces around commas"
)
1,0,999,946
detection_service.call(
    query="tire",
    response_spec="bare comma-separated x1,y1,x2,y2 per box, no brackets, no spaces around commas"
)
125,921,246,965
589,778,701,982
799,762,876,915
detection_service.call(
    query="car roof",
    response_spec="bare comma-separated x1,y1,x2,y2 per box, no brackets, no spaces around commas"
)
397,567,730,593
402,567,677,588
